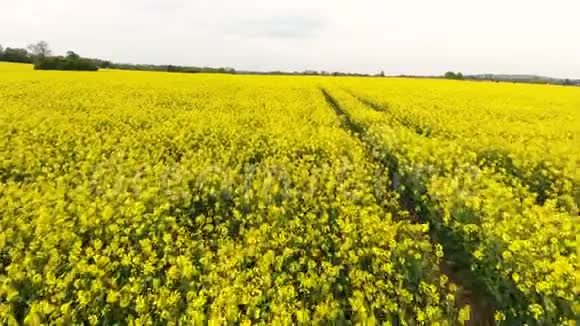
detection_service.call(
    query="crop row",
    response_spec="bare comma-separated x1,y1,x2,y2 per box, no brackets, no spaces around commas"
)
0,67,466,324
338,78,580,215
322,86,578,324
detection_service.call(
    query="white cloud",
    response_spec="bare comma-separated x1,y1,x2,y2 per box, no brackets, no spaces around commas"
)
1,0,579,77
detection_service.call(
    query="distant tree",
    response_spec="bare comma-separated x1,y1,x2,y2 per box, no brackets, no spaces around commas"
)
92,59,112,68
444,71,464,80
0,44,3,57
66,51,80,60
27,41,51,61
1,47,31,63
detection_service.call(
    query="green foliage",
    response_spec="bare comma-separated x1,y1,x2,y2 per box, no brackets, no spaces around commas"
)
444,72,463,80
34,52,98,71
0,47,32,63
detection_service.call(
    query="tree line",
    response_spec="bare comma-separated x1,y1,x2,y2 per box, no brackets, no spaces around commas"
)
0,41,387,76
2,41,578,85
0,41,386,76
0,41,239,74
0,41,98,71
444,71,579,86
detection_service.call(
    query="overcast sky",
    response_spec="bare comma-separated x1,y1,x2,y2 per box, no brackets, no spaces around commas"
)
1,0,579,78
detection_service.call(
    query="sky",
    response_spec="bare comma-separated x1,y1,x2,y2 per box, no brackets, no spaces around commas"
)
1,0,579,78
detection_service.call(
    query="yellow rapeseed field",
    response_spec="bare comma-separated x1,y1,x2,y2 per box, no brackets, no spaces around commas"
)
0,62,577,324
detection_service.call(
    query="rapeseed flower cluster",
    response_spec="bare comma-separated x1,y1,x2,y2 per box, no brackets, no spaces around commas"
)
326,83,578,324
0,63,464,324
